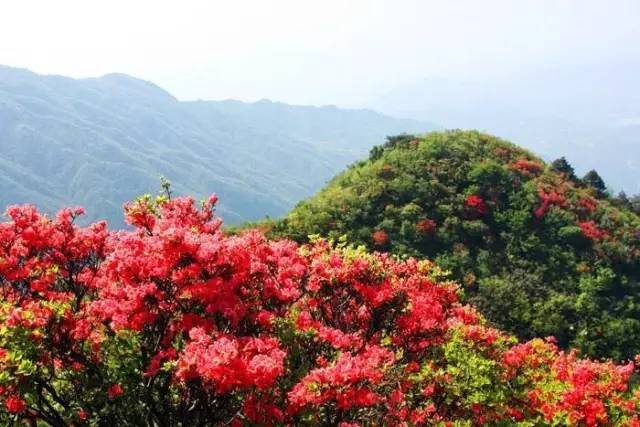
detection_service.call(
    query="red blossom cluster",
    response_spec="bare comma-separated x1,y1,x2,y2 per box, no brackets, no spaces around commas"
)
0,196,638,426
510,158,544,176
493,146,514,161
176,329,286,393
579,221,610,241
107,384,123,400
535,188,568,219
378,164,395,179
371,229,389,246
465,195,488,217
4,395,26,414
578,197,599,215
416,218,437,235
503,339,637,426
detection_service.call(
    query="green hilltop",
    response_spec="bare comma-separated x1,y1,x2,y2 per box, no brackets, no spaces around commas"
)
265,130,640,360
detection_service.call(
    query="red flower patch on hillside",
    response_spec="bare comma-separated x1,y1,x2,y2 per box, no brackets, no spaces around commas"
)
510,158,543,177
0,196,637,425
416,218,437,235
535,189,568,219
372,229,389,246
578,197,598,214
465,195,488,216
579,221,609,241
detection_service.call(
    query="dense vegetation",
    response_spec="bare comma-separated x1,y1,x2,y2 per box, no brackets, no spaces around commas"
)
1,195,639,426
268,130,640,360
0,65,433,227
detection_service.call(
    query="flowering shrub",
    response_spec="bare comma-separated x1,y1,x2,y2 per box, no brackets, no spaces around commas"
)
378,164,395,179
0,195,639,425
510,158,544,176
579,221,609,241
465,195,488,217
535,188,568,219
372,229,389,246
578,197,599,215
416,218,437,235
273,131,640,361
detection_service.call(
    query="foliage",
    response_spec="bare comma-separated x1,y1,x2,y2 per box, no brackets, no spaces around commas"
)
551,157,578,182
269,130,640,360
1,195,639,426
582,170,608,196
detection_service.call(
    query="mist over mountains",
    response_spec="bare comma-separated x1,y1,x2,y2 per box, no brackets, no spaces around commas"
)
374,60,640,194
1,62,639,229
0,65,433,227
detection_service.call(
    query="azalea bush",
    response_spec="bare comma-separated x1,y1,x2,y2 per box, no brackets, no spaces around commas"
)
0,195,639,426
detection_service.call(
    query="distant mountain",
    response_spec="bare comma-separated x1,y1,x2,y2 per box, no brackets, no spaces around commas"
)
0,66,435,227
373,61,640,194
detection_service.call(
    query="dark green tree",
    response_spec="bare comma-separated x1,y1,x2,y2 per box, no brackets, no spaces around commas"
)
630,194,640,215
613,191,631,209
550,157,577,181
383,133,416,150
369,145,384,161
582,169,607,195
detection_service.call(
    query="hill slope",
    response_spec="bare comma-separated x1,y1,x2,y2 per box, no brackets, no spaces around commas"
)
0,66,434,227
271,130,640,360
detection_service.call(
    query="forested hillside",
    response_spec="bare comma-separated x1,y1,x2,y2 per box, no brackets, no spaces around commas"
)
0,66,433,227
269,130,640,360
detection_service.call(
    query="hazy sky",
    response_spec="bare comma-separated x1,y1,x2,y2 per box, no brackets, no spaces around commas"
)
1,0,639,107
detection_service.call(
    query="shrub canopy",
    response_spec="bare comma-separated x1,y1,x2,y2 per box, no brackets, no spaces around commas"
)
0,195,639,426
269,130,640,360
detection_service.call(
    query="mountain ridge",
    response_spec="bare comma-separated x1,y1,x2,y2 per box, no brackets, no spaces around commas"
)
0,65,435,227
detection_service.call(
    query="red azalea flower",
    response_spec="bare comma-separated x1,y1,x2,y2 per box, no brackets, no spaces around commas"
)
579,221,609,241
372,230,389,246
108,384,123,399
465,195,487,216
5,395,26,414
416,218,437,235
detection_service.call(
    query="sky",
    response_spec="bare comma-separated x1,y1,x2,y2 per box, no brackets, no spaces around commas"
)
1,0,639,107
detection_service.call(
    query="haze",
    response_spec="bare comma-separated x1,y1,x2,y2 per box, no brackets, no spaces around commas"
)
2,0,640,193
2,0,638,107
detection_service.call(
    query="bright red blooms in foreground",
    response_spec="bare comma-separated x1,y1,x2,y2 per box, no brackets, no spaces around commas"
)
0,195,638,425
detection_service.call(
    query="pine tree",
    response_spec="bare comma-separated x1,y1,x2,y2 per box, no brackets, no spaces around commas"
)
550,157,577,181
582,169,607,195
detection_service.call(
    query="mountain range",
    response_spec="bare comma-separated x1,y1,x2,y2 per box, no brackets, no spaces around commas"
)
2,64,639,229
0,65,434,227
